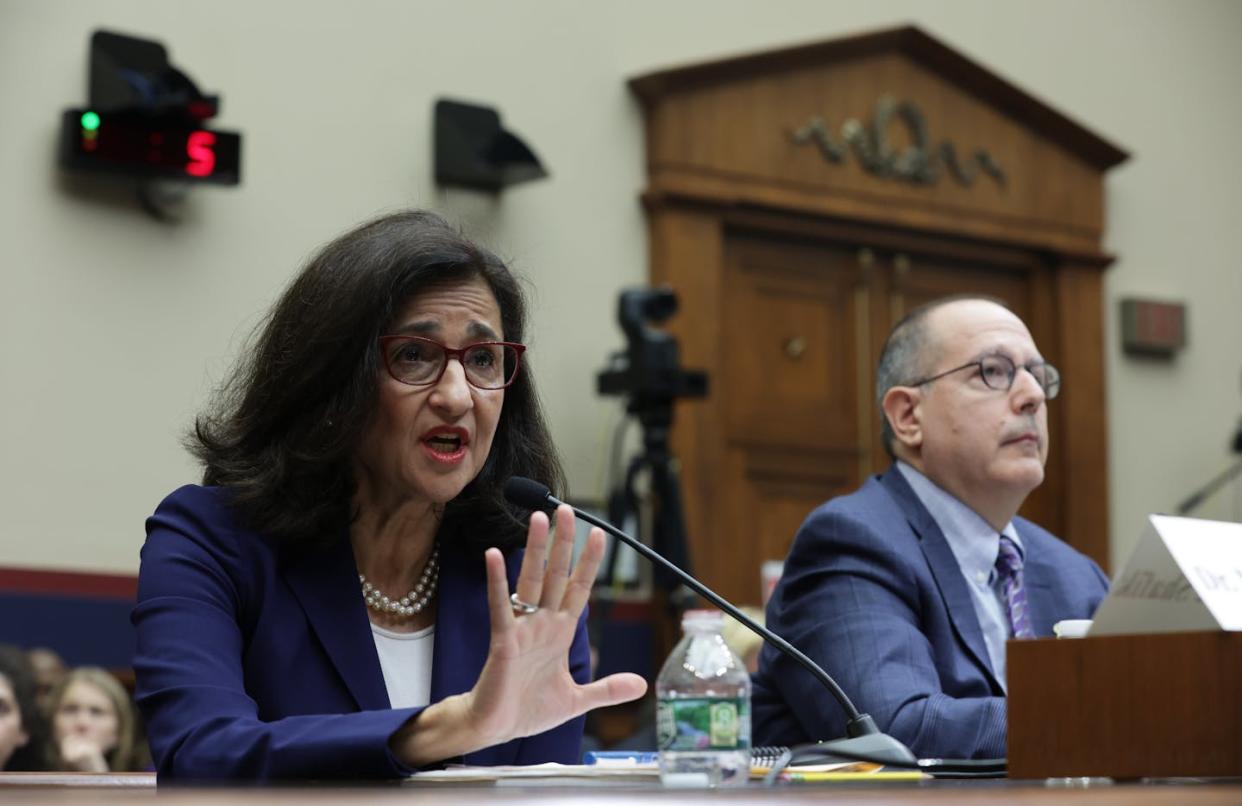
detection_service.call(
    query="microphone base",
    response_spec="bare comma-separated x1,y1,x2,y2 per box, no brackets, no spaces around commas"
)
802,733,918,766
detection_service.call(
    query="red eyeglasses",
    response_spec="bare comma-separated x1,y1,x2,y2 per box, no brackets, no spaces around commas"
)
378,336,525,390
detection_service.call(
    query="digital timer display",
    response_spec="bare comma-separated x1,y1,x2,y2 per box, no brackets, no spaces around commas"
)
60,109,241,184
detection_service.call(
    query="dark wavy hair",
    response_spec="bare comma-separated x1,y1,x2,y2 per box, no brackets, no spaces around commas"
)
0,644,48,771
190,209,564,555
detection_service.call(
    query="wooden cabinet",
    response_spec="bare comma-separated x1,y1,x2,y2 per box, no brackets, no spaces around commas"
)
630,27,1126,605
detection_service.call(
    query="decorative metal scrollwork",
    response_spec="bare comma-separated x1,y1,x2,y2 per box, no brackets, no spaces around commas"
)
790,95,1005,188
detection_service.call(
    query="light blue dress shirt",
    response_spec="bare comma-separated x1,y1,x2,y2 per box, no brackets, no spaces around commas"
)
895,461,1024,690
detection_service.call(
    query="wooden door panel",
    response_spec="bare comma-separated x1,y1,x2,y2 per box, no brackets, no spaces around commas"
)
714,445,857,605
723,235,864,450
891,255,1032,319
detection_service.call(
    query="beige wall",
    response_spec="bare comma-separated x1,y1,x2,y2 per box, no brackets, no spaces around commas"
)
2,0,1240,575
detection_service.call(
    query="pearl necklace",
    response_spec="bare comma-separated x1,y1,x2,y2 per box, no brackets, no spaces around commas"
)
359,546,439,618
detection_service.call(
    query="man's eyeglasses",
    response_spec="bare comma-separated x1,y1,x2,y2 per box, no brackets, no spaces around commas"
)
906,354,1061,400
378,336,525,390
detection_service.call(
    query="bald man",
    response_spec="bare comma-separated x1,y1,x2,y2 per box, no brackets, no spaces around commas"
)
752,296,1108,759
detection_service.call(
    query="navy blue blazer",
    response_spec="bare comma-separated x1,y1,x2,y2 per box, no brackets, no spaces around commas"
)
751,466,1108,759
132,485,591,780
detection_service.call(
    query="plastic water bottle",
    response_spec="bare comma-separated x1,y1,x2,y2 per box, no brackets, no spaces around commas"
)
656,609,751,787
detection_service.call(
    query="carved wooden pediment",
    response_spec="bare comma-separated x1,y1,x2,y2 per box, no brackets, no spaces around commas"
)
630,26,1128,256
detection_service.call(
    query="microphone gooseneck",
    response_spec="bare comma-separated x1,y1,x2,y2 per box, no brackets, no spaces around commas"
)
502,476,916,764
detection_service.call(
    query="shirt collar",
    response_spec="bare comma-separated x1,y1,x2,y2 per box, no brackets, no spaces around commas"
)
895,461,1024,582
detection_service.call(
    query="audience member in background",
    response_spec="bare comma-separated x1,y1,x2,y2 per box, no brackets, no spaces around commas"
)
132,210,645,781
48,667,143,772
26,647,66,717
0,644,48,771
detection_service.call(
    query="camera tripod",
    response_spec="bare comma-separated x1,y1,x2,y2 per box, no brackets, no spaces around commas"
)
600,400,695,607
595,287,706,605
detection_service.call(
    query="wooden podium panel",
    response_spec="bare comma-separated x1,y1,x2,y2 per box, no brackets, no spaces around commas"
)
1008,632,1242,779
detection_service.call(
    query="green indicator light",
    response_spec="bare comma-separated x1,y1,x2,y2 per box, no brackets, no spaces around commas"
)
80,111,101,131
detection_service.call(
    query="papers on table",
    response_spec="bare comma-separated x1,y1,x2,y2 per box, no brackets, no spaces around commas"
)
408,762,659,786
406,759,921,786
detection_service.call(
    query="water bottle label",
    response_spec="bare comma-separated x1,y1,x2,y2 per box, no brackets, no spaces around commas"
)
657,697,750,751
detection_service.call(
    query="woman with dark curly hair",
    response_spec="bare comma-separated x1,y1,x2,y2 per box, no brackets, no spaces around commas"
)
133,210,644,781
0,644,48,771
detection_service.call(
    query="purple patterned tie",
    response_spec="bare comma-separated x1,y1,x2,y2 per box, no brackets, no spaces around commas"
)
996,536,1035,639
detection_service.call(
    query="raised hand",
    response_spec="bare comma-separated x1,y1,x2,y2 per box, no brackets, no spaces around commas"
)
463,505,647,741
390,505,646,766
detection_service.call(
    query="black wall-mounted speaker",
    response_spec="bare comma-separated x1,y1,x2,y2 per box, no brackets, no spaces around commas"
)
434,99,547,192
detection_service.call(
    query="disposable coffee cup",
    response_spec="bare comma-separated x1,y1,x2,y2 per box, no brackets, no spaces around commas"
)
1052,619,1092,638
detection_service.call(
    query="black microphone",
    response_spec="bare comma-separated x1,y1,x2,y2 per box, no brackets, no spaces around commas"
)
503,476,917,767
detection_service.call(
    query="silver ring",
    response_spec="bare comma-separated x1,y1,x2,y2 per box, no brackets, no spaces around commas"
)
509,592,539,615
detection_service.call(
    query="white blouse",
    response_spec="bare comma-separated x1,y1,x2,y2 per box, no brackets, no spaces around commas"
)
370,622,435,709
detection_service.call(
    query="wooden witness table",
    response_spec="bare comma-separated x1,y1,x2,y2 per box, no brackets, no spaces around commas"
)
1,773,1240,804
1007,632,1242,779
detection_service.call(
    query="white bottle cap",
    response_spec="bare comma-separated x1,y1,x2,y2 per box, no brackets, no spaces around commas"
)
681,609,724,630
1053,619,1092,638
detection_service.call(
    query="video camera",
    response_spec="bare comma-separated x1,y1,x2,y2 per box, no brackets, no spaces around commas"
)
596,288,707,414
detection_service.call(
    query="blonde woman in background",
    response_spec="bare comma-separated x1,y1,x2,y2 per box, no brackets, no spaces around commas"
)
48,667,144,772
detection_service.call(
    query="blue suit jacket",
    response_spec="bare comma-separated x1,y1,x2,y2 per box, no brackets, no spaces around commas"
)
751,466,1108,759
132,485,590,780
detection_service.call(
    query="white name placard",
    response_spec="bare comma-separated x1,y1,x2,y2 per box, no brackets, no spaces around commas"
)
1089,514,1242,636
